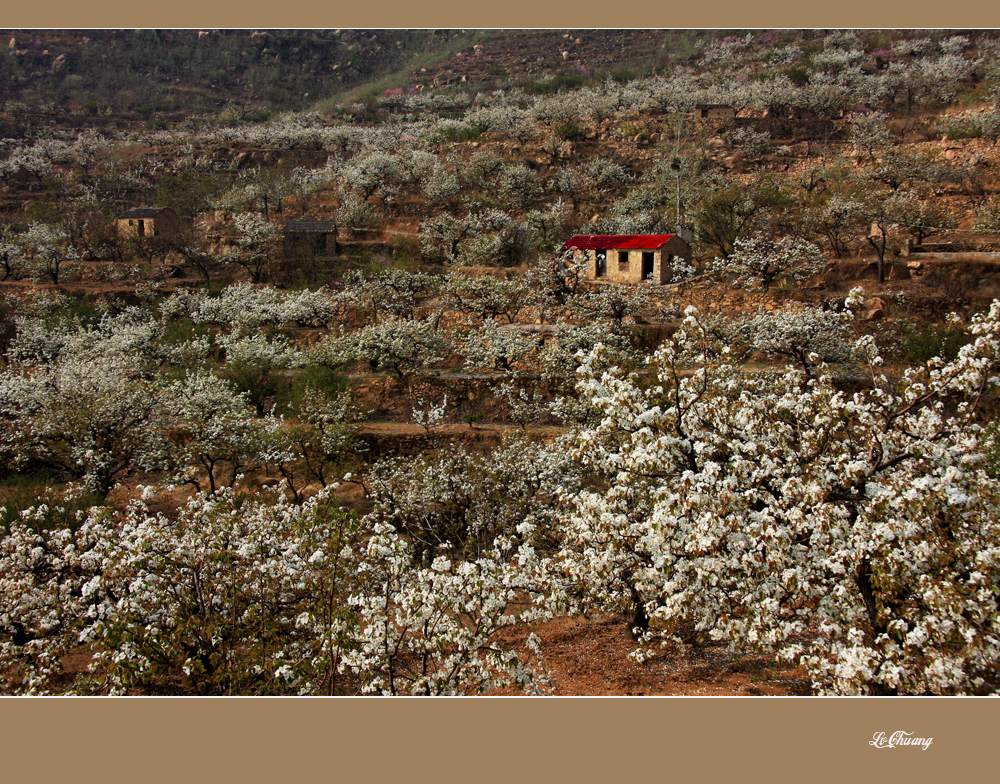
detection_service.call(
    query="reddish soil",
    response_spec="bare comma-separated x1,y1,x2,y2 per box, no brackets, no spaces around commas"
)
503,615,811,696
358,421,564,438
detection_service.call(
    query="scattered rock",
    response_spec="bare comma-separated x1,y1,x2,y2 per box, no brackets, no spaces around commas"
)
862,297,886,321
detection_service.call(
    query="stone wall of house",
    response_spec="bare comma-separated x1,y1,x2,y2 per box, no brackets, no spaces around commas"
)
115,211,183,240
576,248,662,283
691,106,737,128
116,217,155,239
283,232,338,259
574,238,690,284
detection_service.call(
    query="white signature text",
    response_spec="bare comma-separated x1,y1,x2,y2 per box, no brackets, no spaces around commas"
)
869,731,933,751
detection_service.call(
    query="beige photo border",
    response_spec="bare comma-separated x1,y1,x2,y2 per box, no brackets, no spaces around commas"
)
0,3,998,781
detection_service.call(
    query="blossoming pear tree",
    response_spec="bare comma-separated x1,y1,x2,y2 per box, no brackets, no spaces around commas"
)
557,300,1000,694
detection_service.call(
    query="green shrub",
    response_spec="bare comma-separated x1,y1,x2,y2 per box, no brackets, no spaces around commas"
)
785,65,810,86
899,322,970,364
161,316,199,342
285,364,349,414
435,123,483,143
553,119,585,141
0,474,103,533
941,120,986,140
940,113,1000,142
607,67,639,84
524,73,587,95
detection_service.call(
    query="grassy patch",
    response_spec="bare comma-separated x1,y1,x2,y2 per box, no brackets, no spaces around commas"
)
435,123,484,143
553,119,585,141
524,73,588,95
0,473,104,532
899,321,970,364
285,364,351,415
313,31,493,113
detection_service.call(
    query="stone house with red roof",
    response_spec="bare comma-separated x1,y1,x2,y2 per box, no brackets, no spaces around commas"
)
562,234,692,284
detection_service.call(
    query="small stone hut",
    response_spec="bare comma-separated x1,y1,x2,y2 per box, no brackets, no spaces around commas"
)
691,103,736,128
562,234,692,284
115,207,182,240
282,219,339,259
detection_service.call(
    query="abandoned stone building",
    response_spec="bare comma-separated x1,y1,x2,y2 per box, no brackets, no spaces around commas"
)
115,207,183,241
691,103,736,128
562,234,692,284
282,219,340,260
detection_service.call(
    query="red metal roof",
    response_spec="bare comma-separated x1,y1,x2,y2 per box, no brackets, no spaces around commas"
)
562,234,676,251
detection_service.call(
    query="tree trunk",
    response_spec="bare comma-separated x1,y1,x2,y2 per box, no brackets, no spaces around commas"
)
854,559,898,695
629,583,649,640
867,235,887,284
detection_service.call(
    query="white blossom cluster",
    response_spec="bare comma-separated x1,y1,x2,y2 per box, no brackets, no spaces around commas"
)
712,234,827,291
311,317,452,380
0,489,361,694
719,302,857,377
0,289,355,498
0,131,109,178
0,441,571,695
554,301,1000,694
160,283,343,332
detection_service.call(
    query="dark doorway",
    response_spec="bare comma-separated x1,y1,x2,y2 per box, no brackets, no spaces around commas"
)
137,219,146,237
595,251,606,278
641,251,654,280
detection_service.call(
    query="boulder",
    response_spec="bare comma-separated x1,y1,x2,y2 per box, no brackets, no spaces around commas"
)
862,296,886,321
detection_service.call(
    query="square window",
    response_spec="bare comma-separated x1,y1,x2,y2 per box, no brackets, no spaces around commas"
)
618,250,630,269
